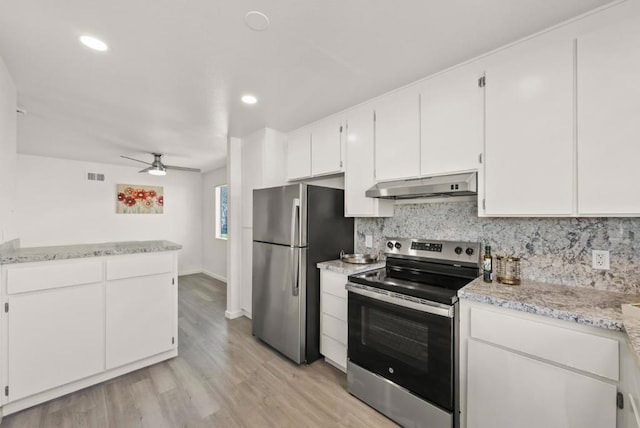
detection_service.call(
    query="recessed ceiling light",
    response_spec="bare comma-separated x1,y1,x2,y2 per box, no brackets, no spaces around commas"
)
80,35,108,51
242,95,258,105
244,11,270,31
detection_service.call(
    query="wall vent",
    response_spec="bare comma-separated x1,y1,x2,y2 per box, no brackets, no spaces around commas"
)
87,172,105,181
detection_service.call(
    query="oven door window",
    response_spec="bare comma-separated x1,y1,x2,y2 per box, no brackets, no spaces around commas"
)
348,291,453,411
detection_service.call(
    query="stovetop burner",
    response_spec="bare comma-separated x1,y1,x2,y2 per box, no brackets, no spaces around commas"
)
348,238,481,305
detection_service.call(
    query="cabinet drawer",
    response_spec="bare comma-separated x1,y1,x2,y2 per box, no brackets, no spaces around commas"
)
321,270,348,298
321,334,347,371
322,313,347,345
106,253,172,280
7,260,102,294
322,293,347,321
470,307,619,381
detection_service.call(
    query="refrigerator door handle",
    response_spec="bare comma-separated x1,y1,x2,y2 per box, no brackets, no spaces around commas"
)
291,198,300,296
290,198,300,246
292,247,300,296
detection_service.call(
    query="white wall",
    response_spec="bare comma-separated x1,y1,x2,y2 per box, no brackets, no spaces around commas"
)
0,56,17,243
15,154,203,274
226,137,243,319
202,166,227,281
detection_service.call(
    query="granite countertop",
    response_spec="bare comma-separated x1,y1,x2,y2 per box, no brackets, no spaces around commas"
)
0,240,182,264
459,276,640,331
317,259,386,275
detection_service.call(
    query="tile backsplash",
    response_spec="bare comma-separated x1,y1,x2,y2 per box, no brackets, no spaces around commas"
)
355,201,640,293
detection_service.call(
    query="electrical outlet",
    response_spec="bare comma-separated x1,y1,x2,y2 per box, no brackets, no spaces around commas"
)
365,235,373,248
592,250,610,270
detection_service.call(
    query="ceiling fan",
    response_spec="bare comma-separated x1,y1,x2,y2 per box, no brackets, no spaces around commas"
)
120,153,201,176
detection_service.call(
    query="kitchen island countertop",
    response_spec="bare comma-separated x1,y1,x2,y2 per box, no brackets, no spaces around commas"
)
0,240,182,264
317,259,385,276
459,276,640,332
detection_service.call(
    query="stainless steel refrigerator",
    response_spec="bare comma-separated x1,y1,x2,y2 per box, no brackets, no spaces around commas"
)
252,184,354,364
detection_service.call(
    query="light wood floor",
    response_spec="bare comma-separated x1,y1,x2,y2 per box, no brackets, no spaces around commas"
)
1,273,397,427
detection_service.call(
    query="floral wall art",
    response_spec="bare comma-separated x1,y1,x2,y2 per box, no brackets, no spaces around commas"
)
116,184,164,214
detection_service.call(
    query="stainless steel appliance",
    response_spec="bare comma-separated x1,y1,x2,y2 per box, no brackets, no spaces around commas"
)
365,171,477,199
252,184,354,364
346,238,481,428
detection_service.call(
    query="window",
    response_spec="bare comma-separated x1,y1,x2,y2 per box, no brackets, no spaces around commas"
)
215,185,228,240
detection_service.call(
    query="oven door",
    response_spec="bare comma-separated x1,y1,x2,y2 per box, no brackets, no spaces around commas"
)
347,285,454,412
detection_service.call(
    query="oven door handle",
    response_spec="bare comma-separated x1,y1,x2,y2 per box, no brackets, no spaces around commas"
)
346,283,454,318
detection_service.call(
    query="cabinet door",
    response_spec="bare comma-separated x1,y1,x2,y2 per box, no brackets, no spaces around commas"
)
577,16,640,215
374,88,421,182
286,127,311,180
8,284,104,401
419,64,484,176
311,118,343,176
345,105,394,217
106,273,174,369
467,339,616,428
484,38,574,215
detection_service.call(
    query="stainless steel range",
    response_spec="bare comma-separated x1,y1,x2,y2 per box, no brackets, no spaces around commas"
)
346,238,481,428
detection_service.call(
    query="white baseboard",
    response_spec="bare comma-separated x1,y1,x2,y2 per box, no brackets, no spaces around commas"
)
178,268,203,276
201,270,227,283
225,309,244,319
242,309,252,319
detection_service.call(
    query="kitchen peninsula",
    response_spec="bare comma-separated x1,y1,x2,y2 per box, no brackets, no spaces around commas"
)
0,240,181,417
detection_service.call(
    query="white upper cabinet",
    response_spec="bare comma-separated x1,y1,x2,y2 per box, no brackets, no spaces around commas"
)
287,118,343,181
311,117,343,177
286,127,311,181
577,16,640,216
483,37,574,216
373,88,421,182
419,63,484,176
344,104,394,217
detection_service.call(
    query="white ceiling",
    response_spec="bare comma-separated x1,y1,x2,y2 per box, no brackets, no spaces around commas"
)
0,0,613,172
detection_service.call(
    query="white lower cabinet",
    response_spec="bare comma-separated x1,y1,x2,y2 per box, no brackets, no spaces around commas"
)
106,273,174,369
467,339,616,428
320,270,348,372
8,283,105,401
1,252,178,415
460,299,625,428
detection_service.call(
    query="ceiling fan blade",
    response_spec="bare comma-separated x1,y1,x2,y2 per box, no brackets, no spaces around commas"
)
138,167,151,173
164,165,202,172
121,155,152,165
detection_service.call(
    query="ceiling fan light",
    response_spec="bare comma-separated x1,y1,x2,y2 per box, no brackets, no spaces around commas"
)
148,166,166,176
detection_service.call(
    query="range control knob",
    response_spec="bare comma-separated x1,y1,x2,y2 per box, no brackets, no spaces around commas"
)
454,246,463,255
394,242,402,249
466,247,475,256
387,241,394,249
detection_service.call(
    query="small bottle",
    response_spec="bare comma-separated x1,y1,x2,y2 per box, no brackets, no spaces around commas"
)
483,245,493,283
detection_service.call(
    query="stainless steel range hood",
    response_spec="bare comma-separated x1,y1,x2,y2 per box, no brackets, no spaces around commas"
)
365,172,477,200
